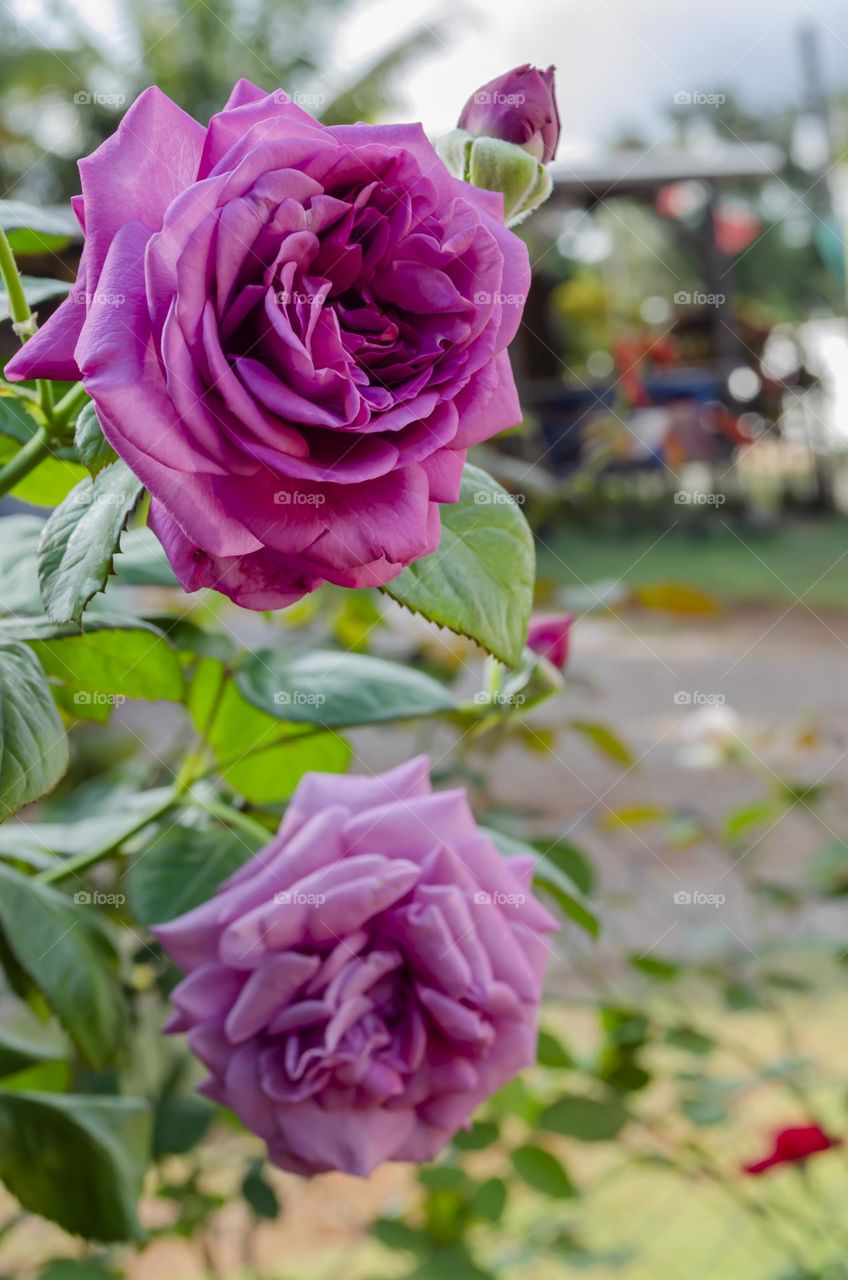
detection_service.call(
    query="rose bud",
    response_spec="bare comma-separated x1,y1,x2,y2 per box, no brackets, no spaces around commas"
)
527,612,573,671
742,1124,840,1175
154,757,558,1177
459,64,561,164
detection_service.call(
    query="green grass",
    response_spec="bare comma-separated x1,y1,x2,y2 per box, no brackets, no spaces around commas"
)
537,518,848,609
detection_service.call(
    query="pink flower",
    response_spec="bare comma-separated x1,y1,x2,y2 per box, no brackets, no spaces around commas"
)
6,82,529,610
527,612,573,670
459,65,561,164
743,1124,840,1175
154,758,557,1176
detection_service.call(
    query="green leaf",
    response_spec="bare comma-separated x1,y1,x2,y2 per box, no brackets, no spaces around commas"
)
0,200,81,255
539,1094,628,1141
0,642,68,819
531,838,595,896
37,461,143,625
534,876,599,937
371,1217,428,1253
0,1089,149,1241
0,788,172,871
453,1120,500,1150
113,527,179,588
241,1160,280,1219
33,624,182,703
809,839,848,896
40,1262,120,1280
630,954,680,981
236,649,455,728
0,865,127,1069
74,403,117,478
0,435,89,507
510,1144,575,1198
0,1029,61,1078
469,1177,507,1224
0,514,43,613
127,823,260,928
569,719,634,766
383,463,535,666
665,1026,715,1055
152,1096,214,1160
483,826,598,936
0,276,71,323
188,659,349,803
537,1029,574,1069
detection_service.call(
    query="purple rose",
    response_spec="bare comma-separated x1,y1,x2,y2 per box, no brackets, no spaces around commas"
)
154,757,557,1176
527,612,573,670
5,81,530,610
459,65,561,164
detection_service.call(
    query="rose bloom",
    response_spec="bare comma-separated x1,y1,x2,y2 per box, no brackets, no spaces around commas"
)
527,612,573,670
154,757,557,1176
6,81,530,609
742,1124,840,1175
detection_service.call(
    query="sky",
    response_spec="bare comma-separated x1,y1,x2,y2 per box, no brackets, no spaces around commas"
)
334,0,848,153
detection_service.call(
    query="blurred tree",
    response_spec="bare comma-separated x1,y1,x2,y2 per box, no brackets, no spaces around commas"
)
0,0,444,202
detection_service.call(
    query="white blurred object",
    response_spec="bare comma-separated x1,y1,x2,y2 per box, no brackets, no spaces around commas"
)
675,705,743,769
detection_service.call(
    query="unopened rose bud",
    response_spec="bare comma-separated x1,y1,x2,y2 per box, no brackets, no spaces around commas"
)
458,64,560,164
527,613,573,671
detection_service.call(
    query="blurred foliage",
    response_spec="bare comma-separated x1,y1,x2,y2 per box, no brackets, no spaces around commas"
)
0,0,443,202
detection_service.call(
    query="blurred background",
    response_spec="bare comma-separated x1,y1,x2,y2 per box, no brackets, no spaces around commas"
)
3,1,848,1278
